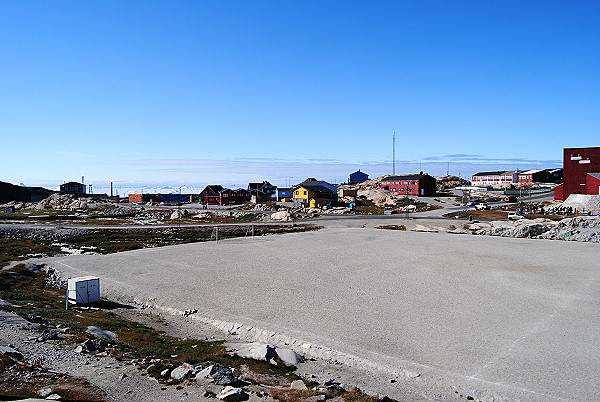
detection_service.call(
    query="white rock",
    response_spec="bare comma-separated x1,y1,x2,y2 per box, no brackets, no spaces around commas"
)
171,366,193,380
411,225,437,232
290,379,308,390
170,209,189,219
271,211,292,221
37,387,53,397
275,348,302,366
86,326,117,340
217,386,247,401
230,343,270,361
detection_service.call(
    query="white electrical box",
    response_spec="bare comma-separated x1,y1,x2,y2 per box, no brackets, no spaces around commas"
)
67,276,100,305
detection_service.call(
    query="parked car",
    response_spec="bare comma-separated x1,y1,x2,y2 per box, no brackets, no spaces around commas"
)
466,201,477,207
475,203,489,210
504,195,518,202
508,212,526,220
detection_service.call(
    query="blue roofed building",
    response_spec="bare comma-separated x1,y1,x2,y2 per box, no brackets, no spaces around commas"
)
349,170,369,184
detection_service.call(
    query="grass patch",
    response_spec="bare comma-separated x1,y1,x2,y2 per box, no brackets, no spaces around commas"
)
0,239,62,267
375,225,406,230
63,225,318,254
443,210,510,220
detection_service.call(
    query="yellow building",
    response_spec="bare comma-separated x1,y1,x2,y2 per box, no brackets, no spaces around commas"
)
292,186,313,200
292,185,336,207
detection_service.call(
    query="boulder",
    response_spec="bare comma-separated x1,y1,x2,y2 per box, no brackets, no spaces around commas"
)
0,345,22,360
290,379,308,390
171,366,193,380
217,386,248,401
230,343,276,362
170,209,189,220
275,348,302,366
86,326,117,340
271,211,292,221
197,364,237,385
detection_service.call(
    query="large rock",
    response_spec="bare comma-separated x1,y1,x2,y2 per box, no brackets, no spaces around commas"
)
197,364,237,385
230,343,276,362
290,379,308,390
275,348,302,366
171,366,193,380
24,193,94,210
217,386,248,401
537,216,600,242
0,345,23,360
86,326,116,340
170,209,189,219
270,211,292,221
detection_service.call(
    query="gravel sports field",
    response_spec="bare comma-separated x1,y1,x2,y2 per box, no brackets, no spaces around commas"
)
45,227,600,401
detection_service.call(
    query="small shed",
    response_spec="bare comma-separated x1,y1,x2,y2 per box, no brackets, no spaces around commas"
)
67,276,100,305
338,188,358,197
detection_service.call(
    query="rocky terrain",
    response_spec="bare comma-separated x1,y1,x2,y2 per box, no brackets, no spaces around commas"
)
0,264,392,402
462,216,600,242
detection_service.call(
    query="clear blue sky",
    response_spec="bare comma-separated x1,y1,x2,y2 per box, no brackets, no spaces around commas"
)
1,1,599,191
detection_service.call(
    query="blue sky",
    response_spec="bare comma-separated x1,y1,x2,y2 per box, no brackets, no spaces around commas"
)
1,1,599,192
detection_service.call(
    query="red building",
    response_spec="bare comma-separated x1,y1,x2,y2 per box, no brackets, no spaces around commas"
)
554,147,600,200
199,186,252,205
233,189,251,204
472,171,518,186
380,173,436,196
128,193,161,203
217,189,232,205
199,185,224,205
517,169,563,183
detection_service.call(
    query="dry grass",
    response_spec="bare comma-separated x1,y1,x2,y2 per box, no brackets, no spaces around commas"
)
375,225,406,231
269,385,380,402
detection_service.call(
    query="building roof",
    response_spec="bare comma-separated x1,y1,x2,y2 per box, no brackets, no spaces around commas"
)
384,174,431,180
521,169,544,174
296,184,336,194
248,181,273,189
201,185,224,194
473,171,518,177
294,178,337,192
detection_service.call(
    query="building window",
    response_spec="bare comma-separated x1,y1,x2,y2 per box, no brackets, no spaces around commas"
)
303,191,307,195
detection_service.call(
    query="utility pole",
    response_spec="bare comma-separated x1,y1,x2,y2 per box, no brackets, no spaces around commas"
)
392,131,396,175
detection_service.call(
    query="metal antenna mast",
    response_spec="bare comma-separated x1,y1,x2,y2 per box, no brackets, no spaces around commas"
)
392,131,396,175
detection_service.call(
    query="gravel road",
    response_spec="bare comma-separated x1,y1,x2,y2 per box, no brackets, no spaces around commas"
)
41,227,600,401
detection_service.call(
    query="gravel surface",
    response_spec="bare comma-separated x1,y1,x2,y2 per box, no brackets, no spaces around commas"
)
0,310,210,401
37,226,600,401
